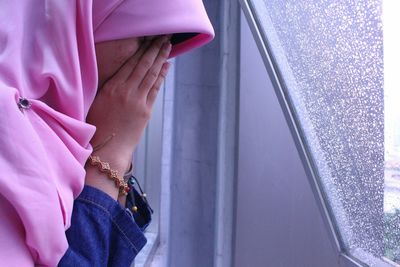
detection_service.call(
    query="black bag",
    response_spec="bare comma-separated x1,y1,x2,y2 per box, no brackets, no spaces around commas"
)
125,176,153,230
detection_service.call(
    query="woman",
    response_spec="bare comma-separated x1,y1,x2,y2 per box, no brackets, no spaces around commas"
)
0,0,214,266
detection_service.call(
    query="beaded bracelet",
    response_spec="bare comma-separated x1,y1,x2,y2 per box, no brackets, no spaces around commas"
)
88,155,130,195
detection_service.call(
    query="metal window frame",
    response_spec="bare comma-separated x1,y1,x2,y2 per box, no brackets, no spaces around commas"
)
213,0,241,266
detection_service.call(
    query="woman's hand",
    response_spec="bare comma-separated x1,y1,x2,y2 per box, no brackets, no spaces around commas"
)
85,36,171,200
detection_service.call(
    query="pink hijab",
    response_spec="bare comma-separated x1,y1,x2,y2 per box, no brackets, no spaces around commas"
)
0,1,214,266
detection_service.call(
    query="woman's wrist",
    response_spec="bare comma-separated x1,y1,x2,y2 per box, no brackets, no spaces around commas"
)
85,143,133,201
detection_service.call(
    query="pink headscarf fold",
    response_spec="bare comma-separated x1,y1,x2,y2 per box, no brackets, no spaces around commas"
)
93,0,215,57
0,1,98,265
0,0,213,266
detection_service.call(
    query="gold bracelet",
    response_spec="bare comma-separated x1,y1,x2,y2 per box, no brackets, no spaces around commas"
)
88,155,130,195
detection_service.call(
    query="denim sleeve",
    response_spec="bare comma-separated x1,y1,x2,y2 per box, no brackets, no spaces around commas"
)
58,185,147,267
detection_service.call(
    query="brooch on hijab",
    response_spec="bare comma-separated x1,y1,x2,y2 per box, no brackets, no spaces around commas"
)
18,97,32,110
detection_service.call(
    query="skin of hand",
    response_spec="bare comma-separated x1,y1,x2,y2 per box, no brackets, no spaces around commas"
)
85,35,172,201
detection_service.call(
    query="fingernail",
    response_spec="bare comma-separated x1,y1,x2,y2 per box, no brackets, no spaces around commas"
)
164,62,171,73
163,42,172,52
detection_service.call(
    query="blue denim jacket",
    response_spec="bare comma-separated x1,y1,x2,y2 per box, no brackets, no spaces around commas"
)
58,185,151,267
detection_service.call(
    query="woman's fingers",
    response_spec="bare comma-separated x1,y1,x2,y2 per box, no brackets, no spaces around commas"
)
147,62,170,106
139,41,171,94
110,40,152,83
127,36,170,91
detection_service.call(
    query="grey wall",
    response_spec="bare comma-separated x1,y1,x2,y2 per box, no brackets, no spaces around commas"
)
168,0,221,266
233,12,340,267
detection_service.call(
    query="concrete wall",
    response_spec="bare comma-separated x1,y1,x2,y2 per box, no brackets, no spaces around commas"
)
168,0,221,266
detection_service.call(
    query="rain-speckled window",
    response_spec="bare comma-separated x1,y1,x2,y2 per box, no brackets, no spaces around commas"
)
241,0,399,265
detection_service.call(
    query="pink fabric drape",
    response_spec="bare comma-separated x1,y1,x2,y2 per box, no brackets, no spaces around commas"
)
0,0,213,266
94,0,215,58
0,1,98,265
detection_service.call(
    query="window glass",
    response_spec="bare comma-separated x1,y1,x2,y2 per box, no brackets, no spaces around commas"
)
245,0,399,264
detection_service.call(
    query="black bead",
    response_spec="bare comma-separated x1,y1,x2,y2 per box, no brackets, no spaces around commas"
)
18,97,31,109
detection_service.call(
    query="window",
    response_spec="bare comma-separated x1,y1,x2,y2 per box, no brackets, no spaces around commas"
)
241,0,399,265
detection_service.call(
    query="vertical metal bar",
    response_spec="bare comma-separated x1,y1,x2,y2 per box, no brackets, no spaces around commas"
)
214,0,241,266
